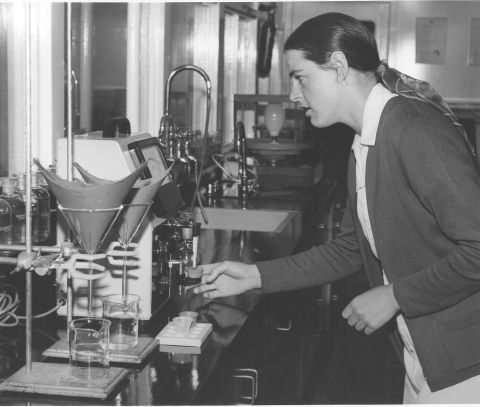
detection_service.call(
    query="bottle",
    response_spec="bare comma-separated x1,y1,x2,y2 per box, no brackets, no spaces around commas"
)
16,174,40,243
38,169,57,243
32,172,51,242
0,197,13,252
1,180,26,244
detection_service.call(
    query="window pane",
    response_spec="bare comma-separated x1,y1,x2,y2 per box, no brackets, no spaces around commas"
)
0,4,8,176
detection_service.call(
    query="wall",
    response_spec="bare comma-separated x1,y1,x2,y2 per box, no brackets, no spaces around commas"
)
0,6,8,176
91,3,128,131
389,1,480,103
283,1,480,103
92,3,127,90
163,3,219,135
283,2,391,73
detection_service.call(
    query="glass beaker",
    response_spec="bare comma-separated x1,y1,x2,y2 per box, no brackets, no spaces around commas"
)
172,316,194,336
69,317,110,380
102,294,140,350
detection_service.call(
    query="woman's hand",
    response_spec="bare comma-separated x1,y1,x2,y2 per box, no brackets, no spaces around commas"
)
193,261,261,299
342,284,400,335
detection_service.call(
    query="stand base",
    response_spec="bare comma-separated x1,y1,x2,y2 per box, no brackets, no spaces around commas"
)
42,336,158,364
0,362,128,399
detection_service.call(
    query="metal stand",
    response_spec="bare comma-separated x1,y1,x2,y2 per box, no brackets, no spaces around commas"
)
0,4,133,401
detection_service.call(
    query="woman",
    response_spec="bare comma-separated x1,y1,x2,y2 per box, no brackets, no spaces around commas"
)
194,13,480,403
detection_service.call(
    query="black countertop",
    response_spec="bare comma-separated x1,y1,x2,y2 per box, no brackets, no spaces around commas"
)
0,179,338,405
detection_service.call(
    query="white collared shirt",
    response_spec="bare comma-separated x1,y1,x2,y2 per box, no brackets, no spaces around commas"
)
352,84,426,395
352,84,396,257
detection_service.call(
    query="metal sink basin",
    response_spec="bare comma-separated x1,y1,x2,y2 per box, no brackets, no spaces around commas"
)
192,207,299,233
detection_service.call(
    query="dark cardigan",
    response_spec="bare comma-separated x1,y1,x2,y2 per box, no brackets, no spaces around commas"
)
257,96,480,391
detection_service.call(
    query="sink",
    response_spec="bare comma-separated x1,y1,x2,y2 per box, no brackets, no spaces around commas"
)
192,207,299,233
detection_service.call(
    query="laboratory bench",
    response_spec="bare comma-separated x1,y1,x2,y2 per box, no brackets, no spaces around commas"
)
0,177,403,405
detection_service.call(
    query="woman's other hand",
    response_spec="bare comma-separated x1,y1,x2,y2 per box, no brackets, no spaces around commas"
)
193,261,261,299
342,284,400,335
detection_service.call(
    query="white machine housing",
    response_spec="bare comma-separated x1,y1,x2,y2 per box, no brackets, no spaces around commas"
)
56,132,171,319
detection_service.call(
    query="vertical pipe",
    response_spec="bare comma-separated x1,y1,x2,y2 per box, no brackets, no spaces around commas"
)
24,1,32,373
126,3,140,131
67,4,73,182
66,2,73,324
79,3,92,132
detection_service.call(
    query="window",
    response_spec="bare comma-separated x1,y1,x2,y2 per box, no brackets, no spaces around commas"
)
0,4,8,177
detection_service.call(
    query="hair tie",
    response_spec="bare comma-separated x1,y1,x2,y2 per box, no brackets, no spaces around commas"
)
376,60,388,76
377,61,474,157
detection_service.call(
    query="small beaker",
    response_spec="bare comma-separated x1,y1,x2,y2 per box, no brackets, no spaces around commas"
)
69,317,110,380
102,293,140,350
172,316,194,336
179,311,198,323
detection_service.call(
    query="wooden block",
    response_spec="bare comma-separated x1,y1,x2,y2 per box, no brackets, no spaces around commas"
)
156,322,212,347
0,362,128,399
42,336,158,364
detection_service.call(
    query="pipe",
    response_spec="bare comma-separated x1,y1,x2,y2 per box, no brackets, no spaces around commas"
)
66,2,73,324
79,3,92,132
0,257,18,265
71,69,80,131
24,0,32,374
0,244,61,253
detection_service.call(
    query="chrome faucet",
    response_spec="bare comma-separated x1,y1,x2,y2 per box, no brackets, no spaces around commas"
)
236,122,248,209
159,64,212,172
159,64,212,220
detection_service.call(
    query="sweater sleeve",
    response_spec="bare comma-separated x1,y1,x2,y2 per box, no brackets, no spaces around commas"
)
257,203,363,294
392,114,480,317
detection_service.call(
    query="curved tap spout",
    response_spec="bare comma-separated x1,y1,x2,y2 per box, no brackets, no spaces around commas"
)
159,64,212,167
164,64,212,117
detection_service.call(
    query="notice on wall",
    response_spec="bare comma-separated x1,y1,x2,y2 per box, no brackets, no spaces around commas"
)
416,17,447,64
469,18,480,66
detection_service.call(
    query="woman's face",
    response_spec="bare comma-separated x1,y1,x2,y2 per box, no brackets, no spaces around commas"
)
286,49,342,128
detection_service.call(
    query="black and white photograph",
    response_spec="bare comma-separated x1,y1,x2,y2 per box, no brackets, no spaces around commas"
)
0,1,478,405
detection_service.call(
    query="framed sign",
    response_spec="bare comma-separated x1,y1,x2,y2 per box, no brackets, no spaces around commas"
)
416,17,447,64
469,17,480,66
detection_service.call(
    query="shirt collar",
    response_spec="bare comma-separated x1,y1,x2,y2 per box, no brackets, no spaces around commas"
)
357,83,397,147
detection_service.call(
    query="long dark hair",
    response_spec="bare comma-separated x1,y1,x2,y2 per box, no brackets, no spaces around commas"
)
285,12,473,156
284,12,380,72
